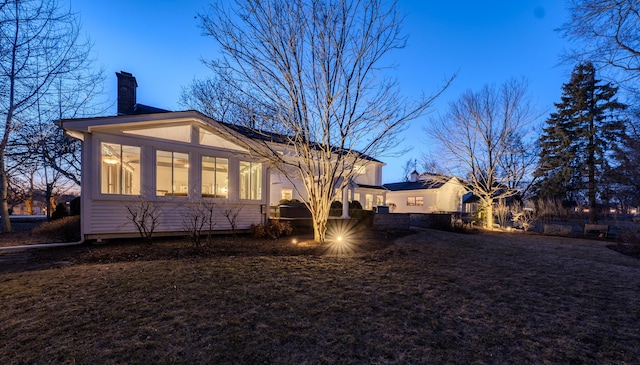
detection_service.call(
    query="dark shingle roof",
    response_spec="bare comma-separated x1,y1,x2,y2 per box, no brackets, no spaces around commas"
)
132,103,171,114
220,121,382,163
356,184,387,190
383,179,447,192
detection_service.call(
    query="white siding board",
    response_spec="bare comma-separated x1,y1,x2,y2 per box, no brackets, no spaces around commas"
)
86,200,263,236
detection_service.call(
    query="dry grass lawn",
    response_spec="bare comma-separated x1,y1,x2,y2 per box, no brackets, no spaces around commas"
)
1,229,639,364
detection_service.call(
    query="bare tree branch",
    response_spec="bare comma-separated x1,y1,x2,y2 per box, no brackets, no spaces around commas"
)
561,0,640,86
428,78,539,229
199,0,450,242
0,0,104,232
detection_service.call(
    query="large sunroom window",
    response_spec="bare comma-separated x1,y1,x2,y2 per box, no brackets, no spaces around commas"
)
156,150,189,196
202,156,228,198
101,142,140,195
239,161,261,200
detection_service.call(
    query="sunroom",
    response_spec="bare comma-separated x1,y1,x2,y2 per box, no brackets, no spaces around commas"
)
57,111,269,240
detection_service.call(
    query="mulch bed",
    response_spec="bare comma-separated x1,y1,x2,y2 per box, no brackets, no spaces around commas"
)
0,229,415,272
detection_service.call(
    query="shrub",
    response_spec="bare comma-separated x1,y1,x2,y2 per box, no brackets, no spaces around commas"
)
182,201,216,247
126,200,160,243
252,220,294,239
329,201,344,217
330,201,343,210
223,205,243,237
279,198,300,205
349,200,362,210
618,222,640,244
70,197,81,216
51,203,68,221
33,216,81,242
512,208,536,231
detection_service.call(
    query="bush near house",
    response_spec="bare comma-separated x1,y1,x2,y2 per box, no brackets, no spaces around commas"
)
251,220,294,239
50,203,69,221
349,200,363,210
32,215,80,242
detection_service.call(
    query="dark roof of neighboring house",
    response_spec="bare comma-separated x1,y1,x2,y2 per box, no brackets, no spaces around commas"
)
356,183,387,190
383,179,448,192
132,103,171,114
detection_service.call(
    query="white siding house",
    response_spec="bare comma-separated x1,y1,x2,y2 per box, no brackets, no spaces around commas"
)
57,72,386,240
383,172,467,213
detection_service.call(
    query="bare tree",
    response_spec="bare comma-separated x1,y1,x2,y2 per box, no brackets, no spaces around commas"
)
179,75,274,129
199,0,449,242
561,0,640,85
400,158,417,182
0,0,102,232
428,79,538,229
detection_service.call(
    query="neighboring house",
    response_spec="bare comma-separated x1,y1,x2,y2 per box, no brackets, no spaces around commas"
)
383,171,468,213
268,161,386,212
57,72,385,240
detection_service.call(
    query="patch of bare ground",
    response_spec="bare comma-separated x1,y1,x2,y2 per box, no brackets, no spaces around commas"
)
1,229,639,364
0,230,46,247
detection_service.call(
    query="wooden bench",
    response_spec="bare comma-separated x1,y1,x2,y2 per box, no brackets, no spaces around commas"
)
583,224,609,238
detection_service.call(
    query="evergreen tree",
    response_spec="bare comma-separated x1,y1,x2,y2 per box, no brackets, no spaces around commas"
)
535,62,626,222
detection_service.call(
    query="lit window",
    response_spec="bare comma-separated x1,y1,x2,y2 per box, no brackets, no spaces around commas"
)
202,156,228,198
156,150,189,196
240,161,262,200
281,188,293,201
101,142,140,195
407,196,424,206
376,195,384,206
365,194,373,210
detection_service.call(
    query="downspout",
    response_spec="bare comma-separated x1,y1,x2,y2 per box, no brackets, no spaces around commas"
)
0,237,86,253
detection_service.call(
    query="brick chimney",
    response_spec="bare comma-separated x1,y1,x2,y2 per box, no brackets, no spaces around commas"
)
116,71,138,115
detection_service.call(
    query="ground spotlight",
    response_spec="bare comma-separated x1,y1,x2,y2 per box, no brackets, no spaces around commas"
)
325,219,358,255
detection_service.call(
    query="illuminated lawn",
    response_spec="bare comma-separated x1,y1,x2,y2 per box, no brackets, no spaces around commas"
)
1,229,639,363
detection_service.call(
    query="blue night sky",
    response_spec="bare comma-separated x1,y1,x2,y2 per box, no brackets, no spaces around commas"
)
73,0,571,183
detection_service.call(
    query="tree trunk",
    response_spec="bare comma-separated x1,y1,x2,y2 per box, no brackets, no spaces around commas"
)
25,197,33,215
588,126,597,224
485,200,494,230
0,155,11,233
310,198,331,243
588,167,597,223
313,218,327,243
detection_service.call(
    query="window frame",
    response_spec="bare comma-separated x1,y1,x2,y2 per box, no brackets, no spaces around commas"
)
156,150,190,197
201,155,229,199
406,196,424,207
100,142,141,196
239,160,262,200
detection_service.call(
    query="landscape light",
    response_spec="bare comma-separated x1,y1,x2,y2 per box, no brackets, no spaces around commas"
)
326,219,357,255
